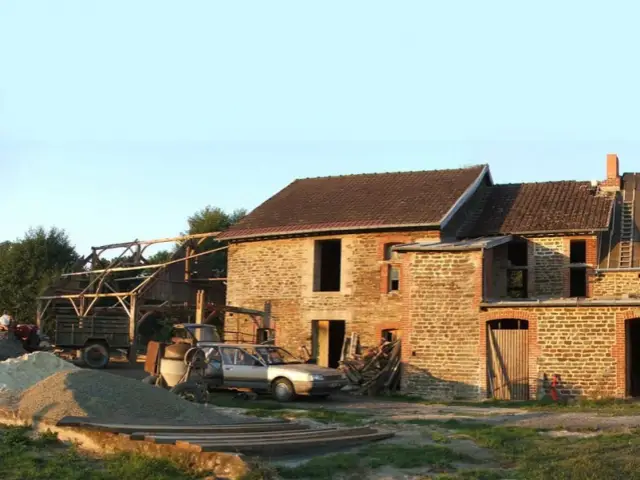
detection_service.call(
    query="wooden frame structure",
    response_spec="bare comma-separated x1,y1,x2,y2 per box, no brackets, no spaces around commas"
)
36,232,270,361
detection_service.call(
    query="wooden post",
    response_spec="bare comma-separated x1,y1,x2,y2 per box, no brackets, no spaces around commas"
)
195,290,205,324
36,300,42,329
128,294,138,364
184,246,192,282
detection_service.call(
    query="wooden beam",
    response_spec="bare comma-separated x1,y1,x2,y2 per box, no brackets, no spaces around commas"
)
91,232,222,251
195,290,205,324
40,292,132,300
60,245,229,277
128,294,139,364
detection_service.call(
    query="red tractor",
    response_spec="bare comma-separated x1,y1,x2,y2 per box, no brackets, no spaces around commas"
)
13,324,41,352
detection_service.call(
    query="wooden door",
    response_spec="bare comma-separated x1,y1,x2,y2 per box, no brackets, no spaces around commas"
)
316,321,330,367
487,324,529,400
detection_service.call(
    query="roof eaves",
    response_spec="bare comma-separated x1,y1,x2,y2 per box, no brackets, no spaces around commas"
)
438,165,490,230
394,235,512,252
218,222,442,241
503,227,610,236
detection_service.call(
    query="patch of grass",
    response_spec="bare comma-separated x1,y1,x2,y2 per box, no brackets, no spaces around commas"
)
438,420,640,479
0,425,197,480
247,407,370,426
33,429,60,447
423,429,452,444
403,419,494,431
278,443,473,479
379,393,640,416
434,469,507,479
105,453,194,480
239,460,279,480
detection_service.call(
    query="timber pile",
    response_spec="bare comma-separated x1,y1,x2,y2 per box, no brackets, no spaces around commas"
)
56,416,394,455
339,335,402,395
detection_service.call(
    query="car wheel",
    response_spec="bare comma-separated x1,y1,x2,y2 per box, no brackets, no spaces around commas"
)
170,382,206,403
272,378,295,402
82,343,110,369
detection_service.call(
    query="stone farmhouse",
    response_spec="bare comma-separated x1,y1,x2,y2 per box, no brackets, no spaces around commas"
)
219,153,640,401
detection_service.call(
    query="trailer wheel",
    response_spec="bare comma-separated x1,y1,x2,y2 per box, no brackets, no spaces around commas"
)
142,375,159,386
170,382,206,403
82,343,110,369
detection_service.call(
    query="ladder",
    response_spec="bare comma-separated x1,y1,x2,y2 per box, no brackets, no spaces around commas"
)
619,189,636,268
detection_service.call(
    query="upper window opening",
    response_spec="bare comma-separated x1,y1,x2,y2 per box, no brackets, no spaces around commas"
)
507,241,528,267
570,240,587,264
314,239,341,292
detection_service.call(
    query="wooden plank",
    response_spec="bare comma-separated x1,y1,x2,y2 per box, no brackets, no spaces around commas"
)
317,321,329,367
57,416,290,432
177,431,394,454
142,427,348,445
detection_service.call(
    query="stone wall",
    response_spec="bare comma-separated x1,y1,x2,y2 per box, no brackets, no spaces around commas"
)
592,271,640,298
225,230,440,354
480,306,640,399
530,237,566,297
403,250,483,399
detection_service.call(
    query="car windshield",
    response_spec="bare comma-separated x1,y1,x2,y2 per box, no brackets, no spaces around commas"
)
254,346,302,365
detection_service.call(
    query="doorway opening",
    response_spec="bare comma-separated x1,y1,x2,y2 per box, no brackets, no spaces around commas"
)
487,319,529,400
311,320,346,368
627,319,640,396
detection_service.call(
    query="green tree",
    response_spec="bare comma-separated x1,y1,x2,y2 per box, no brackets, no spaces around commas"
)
0,227,79,323
183,206,246,278
147,250,173,265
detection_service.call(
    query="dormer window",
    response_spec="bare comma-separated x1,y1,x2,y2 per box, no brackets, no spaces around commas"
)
507,240,528,298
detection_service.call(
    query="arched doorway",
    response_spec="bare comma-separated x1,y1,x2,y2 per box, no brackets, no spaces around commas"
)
487,319,529,400
627,318,640,397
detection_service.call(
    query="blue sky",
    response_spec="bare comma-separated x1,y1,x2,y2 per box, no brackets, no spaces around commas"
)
1,1,639,253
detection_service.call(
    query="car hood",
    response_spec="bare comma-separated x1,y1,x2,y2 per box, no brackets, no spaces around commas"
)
271,363,341,375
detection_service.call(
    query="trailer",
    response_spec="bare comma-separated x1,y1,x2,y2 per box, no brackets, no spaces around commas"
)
36,232,273,368
53,315,130,368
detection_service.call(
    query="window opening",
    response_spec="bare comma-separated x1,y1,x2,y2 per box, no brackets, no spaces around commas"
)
314,239,341,292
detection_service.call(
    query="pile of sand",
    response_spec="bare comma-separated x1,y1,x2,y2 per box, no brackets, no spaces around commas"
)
17,369,246,424
0,352,77,395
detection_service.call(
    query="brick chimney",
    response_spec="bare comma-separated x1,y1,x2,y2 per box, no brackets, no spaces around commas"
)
601,153,621,191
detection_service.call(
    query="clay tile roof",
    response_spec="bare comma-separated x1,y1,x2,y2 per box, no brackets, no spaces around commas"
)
218,165,487,240
462,181,614,237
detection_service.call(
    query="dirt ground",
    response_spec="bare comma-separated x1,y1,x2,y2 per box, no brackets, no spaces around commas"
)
94,361,640,478
103,360,640,432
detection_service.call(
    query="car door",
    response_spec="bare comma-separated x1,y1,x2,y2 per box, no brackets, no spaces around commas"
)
220,347,269,389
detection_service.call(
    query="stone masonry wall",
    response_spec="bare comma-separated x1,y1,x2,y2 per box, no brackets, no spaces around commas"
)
592,271,640,298
530,237,566,297
226,230,440,355
481,306,640,399
403,250,483,399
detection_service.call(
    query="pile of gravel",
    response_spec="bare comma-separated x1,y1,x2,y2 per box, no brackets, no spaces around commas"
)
0,336,26,361
17,369,245,424
0,352,76,394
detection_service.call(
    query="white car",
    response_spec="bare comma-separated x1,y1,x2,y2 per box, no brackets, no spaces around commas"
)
170,324,348,401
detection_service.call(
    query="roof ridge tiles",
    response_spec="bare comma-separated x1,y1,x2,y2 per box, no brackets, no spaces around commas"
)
294,164,487,182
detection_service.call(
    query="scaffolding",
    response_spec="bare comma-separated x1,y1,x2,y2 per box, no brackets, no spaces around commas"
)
36,232,270,361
